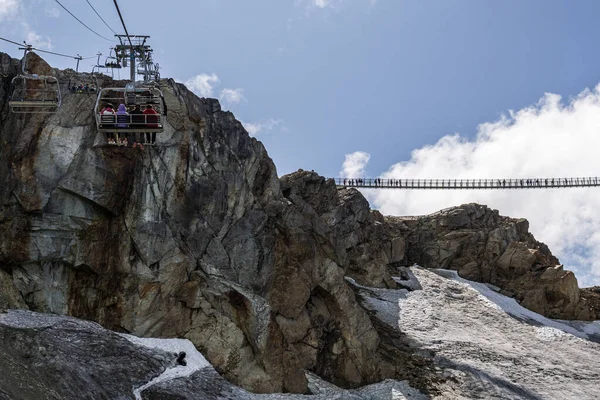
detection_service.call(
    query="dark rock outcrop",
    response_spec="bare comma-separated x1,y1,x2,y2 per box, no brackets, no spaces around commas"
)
280,171,403,288
0,310,173,399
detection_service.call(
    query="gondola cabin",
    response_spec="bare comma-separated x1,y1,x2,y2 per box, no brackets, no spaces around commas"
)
9,74,61,114
94,85,165,134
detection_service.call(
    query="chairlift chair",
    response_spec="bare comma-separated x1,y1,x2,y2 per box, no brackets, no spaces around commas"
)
8,74,61,114
94,85,166,134
8,46,62,114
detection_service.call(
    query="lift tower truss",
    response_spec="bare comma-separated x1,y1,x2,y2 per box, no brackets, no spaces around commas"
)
113,35,158,83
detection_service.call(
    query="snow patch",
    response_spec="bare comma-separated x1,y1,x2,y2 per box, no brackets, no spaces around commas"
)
346,277,408,328
397,267,600,399
433,268,597,340
120,335,210,399
535,326,568,341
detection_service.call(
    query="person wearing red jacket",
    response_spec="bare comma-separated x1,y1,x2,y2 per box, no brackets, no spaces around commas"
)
143,104,159,145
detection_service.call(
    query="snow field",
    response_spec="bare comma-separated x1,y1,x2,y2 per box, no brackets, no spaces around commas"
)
121,335,210,399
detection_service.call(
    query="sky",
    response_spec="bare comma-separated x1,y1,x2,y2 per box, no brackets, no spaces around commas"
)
1,0,600,286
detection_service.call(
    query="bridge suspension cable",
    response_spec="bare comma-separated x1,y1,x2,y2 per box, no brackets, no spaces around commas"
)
336,177,600,190
54,0,114,42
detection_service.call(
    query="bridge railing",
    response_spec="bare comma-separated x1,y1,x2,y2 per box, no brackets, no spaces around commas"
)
334,177,600,189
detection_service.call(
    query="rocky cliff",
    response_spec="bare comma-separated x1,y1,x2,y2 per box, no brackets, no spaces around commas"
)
0,52,597,396
0,52,426,394
387,204,597,320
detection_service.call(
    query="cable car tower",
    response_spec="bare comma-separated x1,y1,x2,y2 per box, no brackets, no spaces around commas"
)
94,35,165,145
8,44,61,114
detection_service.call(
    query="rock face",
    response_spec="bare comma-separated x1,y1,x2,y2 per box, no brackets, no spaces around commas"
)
0,310,173,399
388,204,595,320
0,53,420,394
280,171,403,288
0,52,597,396
0,310,428,400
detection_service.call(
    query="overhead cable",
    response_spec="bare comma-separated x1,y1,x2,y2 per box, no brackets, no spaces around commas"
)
85,0,118,36
0,36,25,47
34,47,88,59
112,0,133,47
54,0,114,42
0,36,95,60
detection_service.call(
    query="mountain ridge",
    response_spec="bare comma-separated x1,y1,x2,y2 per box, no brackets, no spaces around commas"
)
0,52,598,396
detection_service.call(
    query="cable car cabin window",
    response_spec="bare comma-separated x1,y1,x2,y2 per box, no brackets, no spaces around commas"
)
9,75,61,114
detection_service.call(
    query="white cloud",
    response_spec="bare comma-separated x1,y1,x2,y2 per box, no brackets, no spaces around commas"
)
314,0,333,7
44,6,59,18
184,73,220,98
242,122,262,136
241,119,284,137
219,88,245,105
0,0,19,21
296,0,374,10
340,151,371,178
23,23,52,49
350,86,600,287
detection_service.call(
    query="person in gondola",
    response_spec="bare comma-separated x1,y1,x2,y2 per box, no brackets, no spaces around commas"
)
143,104,159,145
116,104,129,146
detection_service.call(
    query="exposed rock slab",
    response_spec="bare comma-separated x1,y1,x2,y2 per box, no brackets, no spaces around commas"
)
0,310,173,399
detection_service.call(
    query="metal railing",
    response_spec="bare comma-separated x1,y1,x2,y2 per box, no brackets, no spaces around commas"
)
9,89,60,103
96,113,163,128
334,177,600,190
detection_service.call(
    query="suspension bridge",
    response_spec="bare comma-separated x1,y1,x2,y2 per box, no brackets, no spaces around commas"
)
335,177,600,190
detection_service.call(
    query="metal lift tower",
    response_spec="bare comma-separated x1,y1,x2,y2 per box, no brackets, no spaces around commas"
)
113,35,158,84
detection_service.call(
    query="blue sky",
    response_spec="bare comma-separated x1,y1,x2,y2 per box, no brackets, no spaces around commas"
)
3,0,599,176
2,0,600,286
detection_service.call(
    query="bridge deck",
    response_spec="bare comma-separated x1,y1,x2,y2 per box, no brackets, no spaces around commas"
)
335,177,600,190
